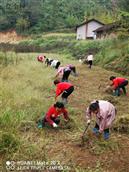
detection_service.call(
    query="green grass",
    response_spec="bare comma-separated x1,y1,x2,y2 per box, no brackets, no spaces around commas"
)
15,34,129,75
1,32,129,75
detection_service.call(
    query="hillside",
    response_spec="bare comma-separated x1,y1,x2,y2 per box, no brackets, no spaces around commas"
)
1,34,128,75
0,52,129,171
0,0,128,33
0,30,28,43
0,33,129,75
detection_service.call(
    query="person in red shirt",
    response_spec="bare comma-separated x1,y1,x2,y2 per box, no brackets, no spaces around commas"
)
38,102,69,128
37,55,46,63
54,80,74,104
110,76,128,96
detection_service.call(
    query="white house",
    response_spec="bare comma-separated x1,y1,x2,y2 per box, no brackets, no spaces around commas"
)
76,19,104,40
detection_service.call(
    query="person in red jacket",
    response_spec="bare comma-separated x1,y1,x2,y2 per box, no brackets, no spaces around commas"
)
37,55,46,63
54,80,74,104
110,76,128,96
38,102,69,128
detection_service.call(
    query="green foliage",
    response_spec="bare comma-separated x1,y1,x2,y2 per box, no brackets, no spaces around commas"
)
114,115,129,134
65,15,79,28
16,17,30,33
0,133,19,154
0,0,128,33
94,38,129,75
0,51,21,66
0,33,128,75
117,30,129,40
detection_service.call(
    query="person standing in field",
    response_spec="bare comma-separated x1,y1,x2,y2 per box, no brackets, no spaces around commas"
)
38,102,69,128
54,79,74,104
86,100,116,140
110,76,128,96
87,53,93,68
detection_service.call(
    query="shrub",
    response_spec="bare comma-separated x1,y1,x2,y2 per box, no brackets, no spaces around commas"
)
0,133,19,154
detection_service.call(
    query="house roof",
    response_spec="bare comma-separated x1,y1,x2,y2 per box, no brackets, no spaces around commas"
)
93,22,118,33
76,19,105,29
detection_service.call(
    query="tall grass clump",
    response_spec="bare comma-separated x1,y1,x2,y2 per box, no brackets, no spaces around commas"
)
0,132,20,155
94,38,129,75
0,51,21,66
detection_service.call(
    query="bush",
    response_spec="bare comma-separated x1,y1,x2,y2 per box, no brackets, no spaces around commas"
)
114,116,129,134
117,31,129,40
0,133,19,154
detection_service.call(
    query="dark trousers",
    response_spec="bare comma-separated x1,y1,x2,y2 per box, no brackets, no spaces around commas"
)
94,123,109,134
115,80,128,96
88,60,92,68
71,67,77,76
71,66,76,73
55,62,61,69
45,59,49,66
49,60,53,66
62,86,74,99
62,70,71,82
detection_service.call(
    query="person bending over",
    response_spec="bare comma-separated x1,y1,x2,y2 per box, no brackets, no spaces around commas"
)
86,100,116,140
110,76,128,96
54,80,74,104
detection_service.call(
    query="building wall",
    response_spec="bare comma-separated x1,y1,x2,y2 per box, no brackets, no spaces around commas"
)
87,21,104,38
76,20,104,40
97,32,117,39
76,25,86,40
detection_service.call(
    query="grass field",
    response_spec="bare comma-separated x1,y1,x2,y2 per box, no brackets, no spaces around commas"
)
0,52,129,172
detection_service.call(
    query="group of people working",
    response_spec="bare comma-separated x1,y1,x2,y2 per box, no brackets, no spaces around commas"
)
37,54,128,140
37,54,61,69
37,54,76,127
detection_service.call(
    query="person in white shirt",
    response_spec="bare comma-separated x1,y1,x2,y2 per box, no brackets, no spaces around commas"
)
51,60,61,69
87,53,93,68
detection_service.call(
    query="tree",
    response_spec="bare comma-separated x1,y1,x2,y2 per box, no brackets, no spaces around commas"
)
0,0,128,33
65,15,79,28
16,18,30,32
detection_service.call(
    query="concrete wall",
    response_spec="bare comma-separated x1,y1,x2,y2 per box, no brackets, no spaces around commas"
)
87,21,103,38
76,20,104,40
76,25,86,40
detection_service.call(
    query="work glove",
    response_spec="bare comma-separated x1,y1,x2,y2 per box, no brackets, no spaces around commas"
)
53,123,58,128
87,119,91,125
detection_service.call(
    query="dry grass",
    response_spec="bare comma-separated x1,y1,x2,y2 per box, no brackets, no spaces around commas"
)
0,52,129,172
42,33,76,38
0,30,28,43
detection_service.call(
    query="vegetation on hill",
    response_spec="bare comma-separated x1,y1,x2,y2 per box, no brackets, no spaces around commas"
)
0,33,128,75
0,0,129,33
